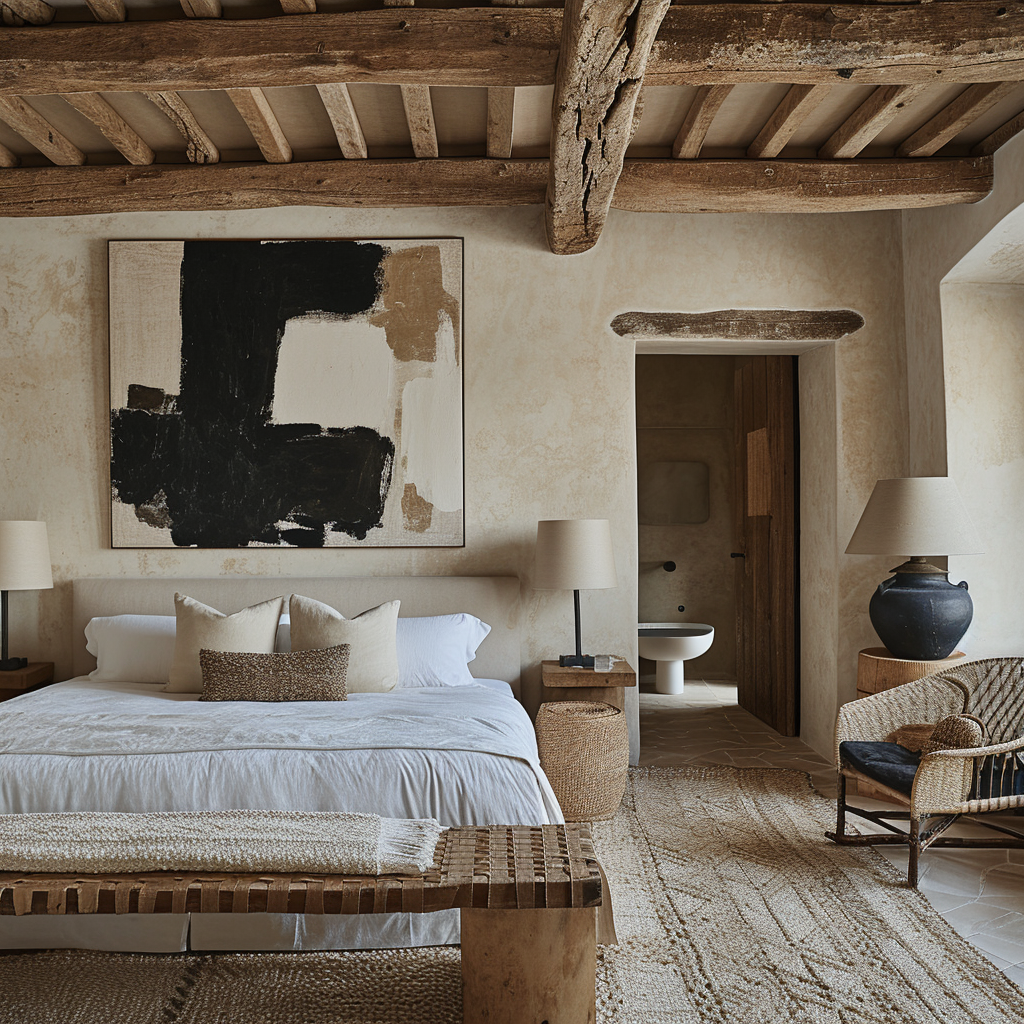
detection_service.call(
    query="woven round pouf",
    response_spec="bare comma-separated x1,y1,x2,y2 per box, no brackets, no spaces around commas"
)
535,701,629,821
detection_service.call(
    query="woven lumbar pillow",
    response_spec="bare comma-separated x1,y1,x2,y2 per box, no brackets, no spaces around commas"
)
289,595,400,693
199,645,349,702
887,714,985,754
168,594,284,693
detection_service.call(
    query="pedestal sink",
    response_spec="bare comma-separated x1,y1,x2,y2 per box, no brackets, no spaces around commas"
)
638,623,715,694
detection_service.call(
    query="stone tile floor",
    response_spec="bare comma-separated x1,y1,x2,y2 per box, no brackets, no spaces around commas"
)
638,677,1024,987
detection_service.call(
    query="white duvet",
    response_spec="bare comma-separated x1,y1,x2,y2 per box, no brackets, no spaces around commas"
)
0,678,561,952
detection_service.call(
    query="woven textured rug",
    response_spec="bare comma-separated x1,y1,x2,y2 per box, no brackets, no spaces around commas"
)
1,766,1021,1023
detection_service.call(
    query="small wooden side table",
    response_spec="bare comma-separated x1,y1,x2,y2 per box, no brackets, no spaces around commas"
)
0,662,55,703
540,659,636,712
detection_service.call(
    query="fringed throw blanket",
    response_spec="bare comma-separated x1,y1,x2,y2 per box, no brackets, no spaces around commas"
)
0,810,444,875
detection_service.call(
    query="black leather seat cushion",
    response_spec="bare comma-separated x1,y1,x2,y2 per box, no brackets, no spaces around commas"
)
839,740,920,797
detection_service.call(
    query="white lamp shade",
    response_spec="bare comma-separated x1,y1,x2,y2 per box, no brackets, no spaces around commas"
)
535,519,618,591
846,477,983,557
0,521,53,591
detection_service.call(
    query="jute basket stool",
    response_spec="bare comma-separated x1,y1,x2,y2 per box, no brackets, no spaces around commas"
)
536,700,629,821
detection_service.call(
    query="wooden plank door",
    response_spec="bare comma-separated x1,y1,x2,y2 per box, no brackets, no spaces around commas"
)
734,356,798,736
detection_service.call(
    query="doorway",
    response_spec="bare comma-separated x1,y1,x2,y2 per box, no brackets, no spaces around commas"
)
636,354,799,736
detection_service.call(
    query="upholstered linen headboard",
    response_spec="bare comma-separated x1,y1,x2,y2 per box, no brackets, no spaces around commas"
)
72,576,522,694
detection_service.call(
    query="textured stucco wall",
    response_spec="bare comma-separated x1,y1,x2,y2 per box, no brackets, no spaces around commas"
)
0,203,907,762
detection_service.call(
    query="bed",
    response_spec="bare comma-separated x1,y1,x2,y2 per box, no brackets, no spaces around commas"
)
0,575,560,953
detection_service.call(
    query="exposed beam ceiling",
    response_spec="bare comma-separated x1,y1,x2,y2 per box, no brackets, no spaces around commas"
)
0,156,991,219
2,4,1022,96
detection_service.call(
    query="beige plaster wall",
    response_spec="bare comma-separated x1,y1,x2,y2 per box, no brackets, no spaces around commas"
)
636,354,737,681
0,203,906,763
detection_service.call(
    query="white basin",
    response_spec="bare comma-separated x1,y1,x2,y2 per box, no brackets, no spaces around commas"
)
638,623,714,694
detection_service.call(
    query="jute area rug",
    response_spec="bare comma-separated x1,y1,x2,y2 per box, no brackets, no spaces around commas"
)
1,766,1021,1024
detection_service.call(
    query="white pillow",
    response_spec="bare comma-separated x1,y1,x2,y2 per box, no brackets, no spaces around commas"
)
395,614,491,688
289,595,400,693
85,614,177,684
168,594,285,693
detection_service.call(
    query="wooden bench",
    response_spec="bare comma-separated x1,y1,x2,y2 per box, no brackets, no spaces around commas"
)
0,823,605,1024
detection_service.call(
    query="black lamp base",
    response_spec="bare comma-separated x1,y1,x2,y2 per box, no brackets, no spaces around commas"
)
0,657,28,672
559,654,595,669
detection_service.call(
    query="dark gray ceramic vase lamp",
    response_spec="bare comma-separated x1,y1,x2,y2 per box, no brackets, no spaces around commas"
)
846,477,983,661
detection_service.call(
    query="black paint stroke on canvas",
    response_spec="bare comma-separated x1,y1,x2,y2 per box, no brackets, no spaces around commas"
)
111,240,396,547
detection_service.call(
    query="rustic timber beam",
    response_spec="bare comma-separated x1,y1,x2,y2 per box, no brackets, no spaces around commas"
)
180,0,222,17
62,92,155,165
611,309,865,342
279,0,315,11
3,5,1023,96
1,0,52,26
400,85,438,158
0,140,16,167
145,91,219,163
672,85,733,159
818,84,926,159
486,87,515,159
972,109,1024,155
316,83,367,159
0,95,84,164
226,87,292,163
0,156,991,221
547,0,671,255
85,0,125,20
897,82,1022,158
747,84,831,159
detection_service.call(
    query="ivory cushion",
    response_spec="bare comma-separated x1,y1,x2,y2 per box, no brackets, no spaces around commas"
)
289,595,400,693
167,594,284,693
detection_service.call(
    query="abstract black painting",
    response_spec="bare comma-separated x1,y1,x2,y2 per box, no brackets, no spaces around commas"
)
109,239,464,548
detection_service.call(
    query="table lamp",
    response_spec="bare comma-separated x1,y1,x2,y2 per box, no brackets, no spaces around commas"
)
846,478,982,661
535,519,618,668
0,521,53,672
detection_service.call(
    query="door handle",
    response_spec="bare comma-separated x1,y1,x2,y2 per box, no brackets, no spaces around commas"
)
730,552,745,558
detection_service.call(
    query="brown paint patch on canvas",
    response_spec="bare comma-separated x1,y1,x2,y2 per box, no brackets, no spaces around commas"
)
402,483,433,533
370,246,460,363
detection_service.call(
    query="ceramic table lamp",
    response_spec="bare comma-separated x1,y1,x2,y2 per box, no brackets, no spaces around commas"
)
534,519,618,668
846,478,982,661
0,521,53,671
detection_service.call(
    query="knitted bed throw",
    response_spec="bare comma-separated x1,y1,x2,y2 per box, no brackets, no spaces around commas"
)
0,810,444,875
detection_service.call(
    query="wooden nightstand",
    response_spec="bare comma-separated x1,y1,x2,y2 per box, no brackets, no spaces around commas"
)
0,662,55,703
540,659,636,711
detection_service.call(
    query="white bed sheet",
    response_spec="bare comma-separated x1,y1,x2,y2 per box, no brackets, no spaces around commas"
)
0,677,559,952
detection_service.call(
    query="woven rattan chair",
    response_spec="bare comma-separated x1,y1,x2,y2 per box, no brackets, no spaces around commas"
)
828,657,1024,886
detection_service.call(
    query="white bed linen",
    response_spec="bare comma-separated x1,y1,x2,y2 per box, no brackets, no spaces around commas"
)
0,677,558,952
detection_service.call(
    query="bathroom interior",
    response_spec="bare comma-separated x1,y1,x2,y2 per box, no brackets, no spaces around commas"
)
636,353,799,731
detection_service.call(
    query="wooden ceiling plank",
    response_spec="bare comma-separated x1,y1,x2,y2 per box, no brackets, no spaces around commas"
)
62,92,154,165
0,142,18,168
486,86,515,159
897,82,1022,158
279,0,315,11
818,84,927,159
85,0,125,21
547,0,671,255
0,96,85,165
179,0,222,16
226,87,292,163
672,84,733,159
0,156,990,219
400,85,438,158
746,83,832,159
972,108,1024,155
144,91,219,164
1,0,53,26
315,83,367,159
4,5,1024,95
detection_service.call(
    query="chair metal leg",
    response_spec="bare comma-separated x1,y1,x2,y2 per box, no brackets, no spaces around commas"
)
837,773,847,837
908,817,920,888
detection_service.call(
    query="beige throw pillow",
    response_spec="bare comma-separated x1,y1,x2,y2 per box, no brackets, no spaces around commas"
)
199,645,349,702
289,595,400,693
168,594,284,693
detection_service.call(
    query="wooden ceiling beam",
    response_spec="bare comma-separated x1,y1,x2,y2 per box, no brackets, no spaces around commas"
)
144,91,219,163
672,85,732,159
818,84,926,159
746,84,831,159
972,108,1024,155
0,141,17,168
226,87,292,163
316,83,367,159
180,0,222,16
0,96,84,164
0,157,991,220
1,0,53,26
62,92,155,165
85,0,125,21
897,82,1022,158
486,87,515,160
547,0,671,255
4,5,1023,96
279,0,315,11
400,85,438,158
